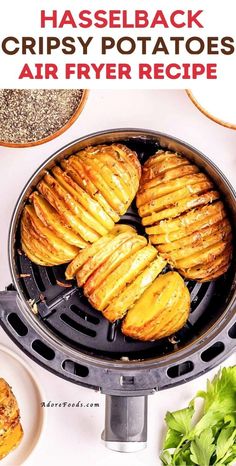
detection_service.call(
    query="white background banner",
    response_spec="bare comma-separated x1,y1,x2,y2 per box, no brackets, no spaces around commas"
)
0,0,235,88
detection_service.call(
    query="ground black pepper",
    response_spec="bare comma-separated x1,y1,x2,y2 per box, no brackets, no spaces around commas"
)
0,89,83,144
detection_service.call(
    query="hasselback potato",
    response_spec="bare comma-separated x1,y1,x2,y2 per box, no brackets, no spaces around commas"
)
122,271,190,341
20,142,233,342
137,150,232,282
20,144,141,266
0,379,23,460
66,226,167,323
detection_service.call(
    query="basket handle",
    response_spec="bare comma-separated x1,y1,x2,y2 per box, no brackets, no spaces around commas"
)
102,394,148,452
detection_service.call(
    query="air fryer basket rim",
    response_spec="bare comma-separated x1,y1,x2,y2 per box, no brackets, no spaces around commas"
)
7,128,236,373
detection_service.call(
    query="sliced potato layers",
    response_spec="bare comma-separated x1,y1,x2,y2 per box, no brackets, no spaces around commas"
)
122,271,190,341
0,379,23,460
137,150,232,281
66,228,190,341
66,226,167,324
21,144,141,266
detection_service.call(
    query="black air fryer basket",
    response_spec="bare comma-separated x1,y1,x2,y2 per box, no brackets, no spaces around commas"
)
0,129,235,452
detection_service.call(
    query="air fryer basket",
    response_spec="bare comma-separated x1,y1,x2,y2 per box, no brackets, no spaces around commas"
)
0,129,235,452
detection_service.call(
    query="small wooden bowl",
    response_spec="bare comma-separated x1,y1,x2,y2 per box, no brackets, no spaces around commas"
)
0,90,89,148
186,90,236,130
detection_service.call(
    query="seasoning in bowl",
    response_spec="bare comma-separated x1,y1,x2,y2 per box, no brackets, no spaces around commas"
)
0,89,85,145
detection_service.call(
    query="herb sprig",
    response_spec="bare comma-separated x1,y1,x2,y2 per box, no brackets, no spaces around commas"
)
160,367,236,466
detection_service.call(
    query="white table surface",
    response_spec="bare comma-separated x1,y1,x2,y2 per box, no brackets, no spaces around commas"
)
0,89,235,466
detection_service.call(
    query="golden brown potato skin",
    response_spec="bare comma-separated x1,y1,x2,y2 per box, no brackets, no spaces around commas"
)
122,271,190,341
66,226,166,323
0,379,23,460
137,150,232,282
20,144,141,266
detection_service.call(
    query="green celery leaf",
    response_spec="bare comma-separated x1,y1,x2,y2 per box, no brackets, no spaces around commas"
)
193,410,223,436
163,428,183,449
165,405,194,435
194,367,236,436
197,367,236,415
216,427,236,461
225,444,236,464
160,367,236,466
175,447,195,466
190,429,215,466
160,450,173,465
224,413,236,427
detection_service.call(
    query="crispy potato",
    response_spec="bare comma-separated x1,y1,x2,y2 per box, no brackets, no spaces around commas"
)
141,153,190,183
76,154,126,215
179,246,232,281
146,201,225,237
200,264,231,282
141,165,199,191
88,245,158,311
66,236,113,280
139,180,214,218
76,146,131,203
31,192,87,248
21,212,61,265
122,272,185,341
0,379,23,460
138,150,232,283
136,280,186,341
24,205,79,259
122,271,190,341
84,235,147,296
0,423,23,460
61,157,120,223
43,173,101,242
137,173,208,208
164,223,231,262
102,255,166,322
176,239,231,269
157,218,230,253
21,222,57,266
21,143,141,267
52,166,111,234
21,207,78,264
37,179,96,243
65,225,136,280
21,239,54,266
143,287,190,341
151,212,227,248
76,230,139,287
112,144,141,180
142,191,220,226
143,150,176,166
95,152,134,195
111,144,141,195
0,379,20,428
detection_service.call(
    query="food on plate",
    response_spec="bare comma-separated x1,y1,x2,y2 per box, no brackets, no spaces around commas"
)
122,271,190,341
137,150,232,281
66,226,167,323
20,144,141,265
160,366,236,466
0,378,23,460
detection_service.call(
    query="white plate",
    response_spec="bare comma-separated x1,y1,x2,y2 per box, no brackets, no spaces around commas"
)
187,88,236,129
0,344,46,466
